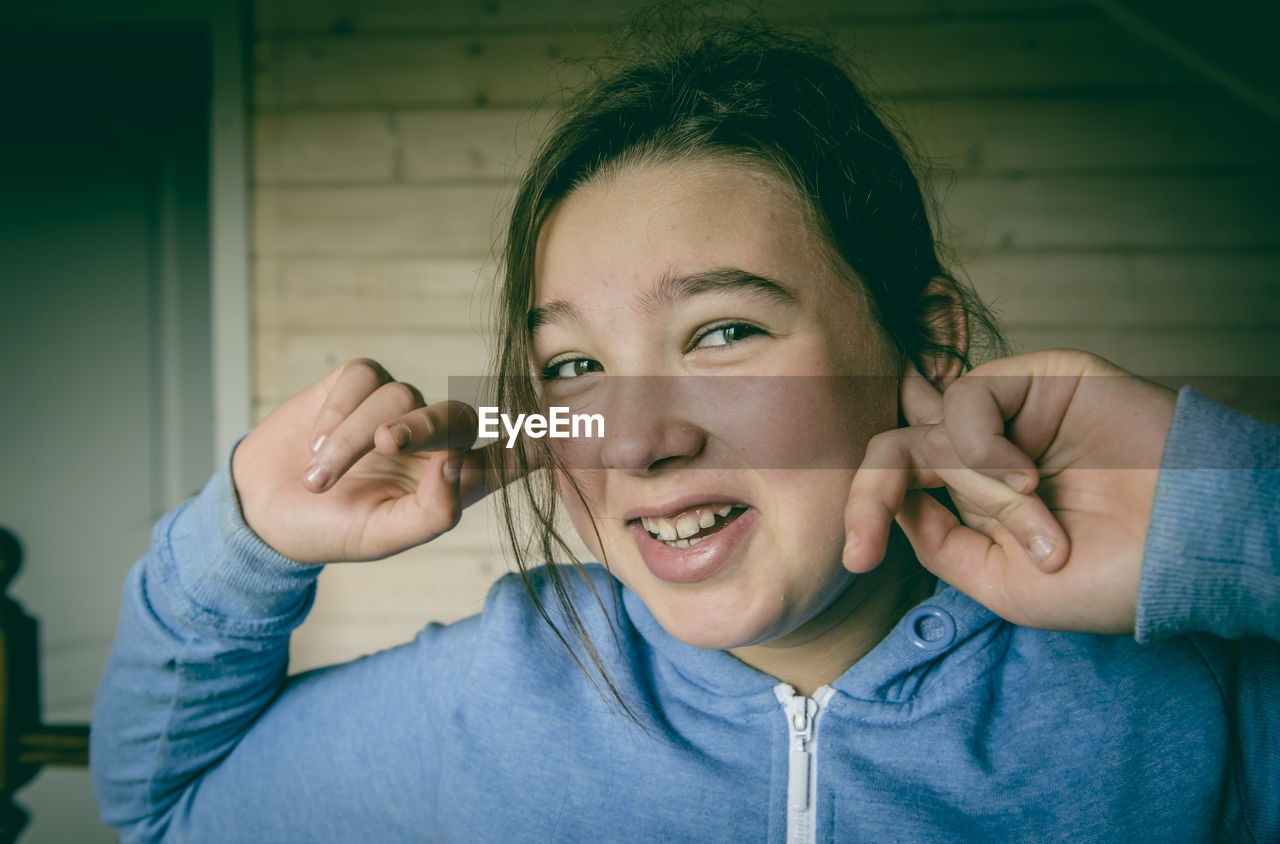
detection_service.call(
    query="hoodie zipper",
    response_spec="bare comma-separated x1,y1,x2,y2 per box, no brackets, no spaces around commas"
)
773,684,834,844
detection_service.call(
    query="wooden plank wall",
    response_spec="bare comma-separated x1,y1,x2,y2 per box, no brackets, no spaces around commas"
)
251,0,1280,672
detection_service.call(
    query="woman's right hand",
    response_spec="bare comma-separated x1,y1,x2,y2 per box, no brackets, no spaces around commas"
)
842,349,1175,634
231,359,499,564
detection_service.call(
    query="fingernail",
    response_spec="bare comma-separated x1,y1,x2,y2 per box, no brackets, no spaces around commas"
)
305,463,331,490
1028,535,1056,565
843,531,860,561
311,434,326,453
390,424,412,450
1004,473,1030,494
442,453,463,483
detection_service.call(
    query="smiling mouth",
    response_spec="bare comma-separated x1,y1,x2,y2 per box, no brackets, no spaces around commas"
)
637,505,748,548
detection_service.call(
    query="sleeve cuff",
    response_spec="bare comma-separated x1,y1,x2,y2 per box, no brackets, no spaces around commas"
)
148,439,324,638
1136,387,1280,642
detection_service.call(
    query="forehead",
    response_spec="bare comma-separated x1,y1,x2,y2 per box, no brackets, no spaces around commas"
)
533,158,835,303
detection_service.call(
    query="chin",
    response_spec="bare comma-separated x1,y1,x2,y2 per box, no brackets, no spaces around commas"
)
634,576,794,651
655,604,772,650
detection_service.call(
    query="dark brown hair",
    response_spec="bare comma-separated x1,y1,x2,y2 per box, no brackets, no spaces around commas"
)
491,17,1003,716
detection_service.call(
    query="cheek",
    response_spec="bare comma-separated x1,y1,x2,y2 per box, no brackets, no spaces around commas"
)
703,375,898,470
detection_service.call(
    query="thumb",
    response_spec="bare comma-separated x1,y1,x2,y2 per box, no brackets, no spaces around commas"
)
405,449,465,539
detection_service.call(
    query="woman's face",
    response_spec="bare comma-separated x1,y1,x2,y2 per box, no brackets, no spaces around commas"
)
531,158,900,653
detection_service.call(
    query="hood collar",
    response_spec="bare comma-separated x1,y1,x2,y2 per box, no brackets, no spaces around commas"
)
620,579,1009,721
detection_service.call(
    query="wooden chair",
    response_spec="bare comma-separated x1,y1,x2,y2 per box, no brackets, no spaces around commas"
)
0,526,90,843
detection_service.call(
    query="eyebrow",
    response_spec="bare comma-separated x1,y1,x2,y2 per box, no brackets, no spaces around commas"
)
527,268,799,337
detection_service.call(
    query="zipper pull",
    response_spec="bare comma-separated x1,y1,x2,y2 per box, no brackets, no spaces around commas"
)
774,686,818,813
786,696,816,812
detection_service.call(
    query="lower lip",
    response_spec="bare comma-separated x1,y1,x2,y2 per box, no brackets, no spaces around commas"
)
629,508,757,584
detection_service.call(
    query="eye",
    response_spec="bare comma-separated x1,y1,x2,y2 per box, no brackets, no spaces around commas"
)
691,322,766,350
539,357,602,381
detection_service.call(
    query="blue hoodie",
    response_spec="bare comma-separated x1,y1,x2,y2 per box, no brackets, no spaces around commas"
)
91,388,1280,842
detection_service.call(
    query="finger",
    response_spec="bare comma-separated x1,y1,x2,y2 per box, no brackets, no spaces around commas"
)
895,489,1015,609
391,437,537,544
412,448,465,536
459,428,556,506
899,363,944,426
373,400,479,455
931,462,1069,572
309,359,394,454
305,380,425,491
843,426,940,573
335,441,499,560
939,373,1042,495
457,441,511,508
918,422,1069,572
372,403,530,510
351,448,467,558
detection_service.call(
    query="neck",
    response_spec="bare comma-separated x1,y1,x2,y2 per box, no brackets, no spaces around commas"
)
728,535,934,698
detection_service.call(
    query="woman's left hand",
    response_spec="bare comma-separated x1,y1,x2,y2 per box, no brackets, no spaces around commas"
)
842,349,1177,635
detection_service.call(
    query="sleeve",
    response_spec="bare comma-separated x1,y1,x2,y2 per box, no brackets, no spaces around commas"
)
1134,387,1280,840
90,445,477,842
1136,387,1280,642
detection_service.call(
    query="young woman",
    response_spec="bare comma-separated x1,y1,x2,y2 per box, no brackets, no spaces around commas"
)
91,22,1279,841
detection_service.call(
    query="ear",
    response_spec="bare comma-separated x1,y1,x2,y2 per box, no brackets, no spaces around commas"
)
912,276,969,390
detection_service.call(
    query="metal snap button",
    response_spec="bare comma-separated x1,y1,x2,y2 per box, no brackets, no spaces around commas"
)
903,606,957,651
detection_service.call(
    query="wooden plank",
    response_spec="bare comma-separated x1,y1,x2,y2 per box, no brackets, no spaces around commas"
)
254,184,512,258
253,108,550,184
255,257,499,333
255,0,1091,34
253,32,597,109
847,17,1195,98
305,543,506,624
398,108,551,181
938,172,1280,252
1006,327,1280,376
253,18,1196,108
254,112,398,182
892,93,1280,173
254,329,491,402
964,252,1280,326
289,618,430,673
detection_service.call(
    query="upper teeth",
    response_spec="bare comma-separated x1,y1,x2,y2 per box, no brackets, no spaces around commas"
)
640,505,738,544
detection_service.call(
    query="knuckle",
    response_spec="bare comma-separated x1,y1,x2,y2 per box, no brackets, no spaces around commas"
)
920,426,953,466
865,429,899,456
445,402,479,441
345,358,392,386
975,440,1014,473
992,495,1025,526
410,406,440,438
380,380,422,413
950,433,990,469
859,431,899,470
453,401,479,429
321,429,360,464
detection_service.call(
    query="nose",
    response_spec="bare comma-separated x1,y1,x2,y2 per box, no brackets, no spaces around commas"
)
599,376,705,474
